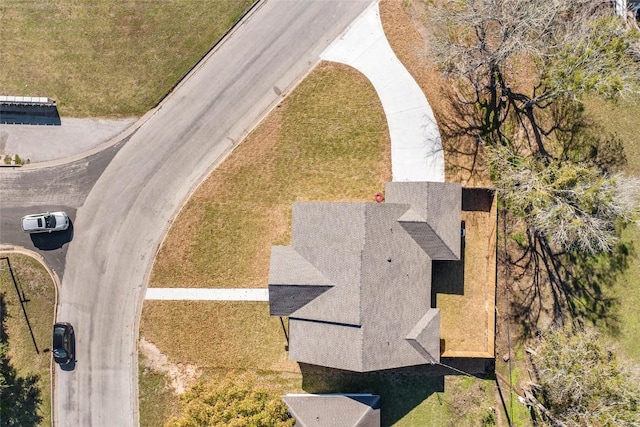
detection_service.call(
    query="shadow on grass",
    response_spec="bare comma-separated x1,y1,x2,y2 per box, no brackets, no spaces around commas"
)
506,225,632,338
300,359,494,426
0,294,43,426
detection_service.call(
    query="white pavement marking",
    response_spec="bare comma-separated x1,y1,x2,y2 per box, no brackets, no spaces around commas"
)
145,288,269,301
320,2,445,183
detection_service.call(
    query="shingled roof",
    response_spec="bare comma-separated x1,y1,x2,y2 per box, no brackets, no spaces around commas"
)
283,394,380,427
269,181,461,372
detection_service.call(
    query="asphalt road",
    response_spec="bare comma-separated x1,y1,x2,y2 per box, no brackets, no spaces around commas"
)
45,1,375,426
0,142,125,278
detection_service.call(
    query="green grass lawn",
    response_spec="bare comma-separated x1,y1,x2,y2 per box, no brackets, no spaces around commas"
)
494,345,534,427
614,225,640,360
0,0,255,117
0,254,55,426
585,99,640,363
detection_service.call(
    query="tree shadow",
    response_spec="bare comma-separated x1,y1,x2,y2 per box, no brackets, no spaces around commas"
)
299,359,493,426
437,82,634,338
0,294,43,426
436,83,493,184
505,224,630,338
551,101,627,172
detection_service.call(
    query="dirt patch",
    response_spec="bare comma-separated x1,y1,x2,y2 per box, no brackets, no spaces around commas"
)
436,189,497,357
139,337,201,395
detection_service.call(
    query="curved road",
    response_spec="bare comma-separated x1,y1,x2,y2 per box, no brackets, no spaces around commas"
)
11,1,374,426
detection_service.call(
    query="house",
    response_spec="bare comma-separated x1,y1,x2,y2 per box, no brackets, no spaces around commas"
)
268,181,462,372
283,394,380,427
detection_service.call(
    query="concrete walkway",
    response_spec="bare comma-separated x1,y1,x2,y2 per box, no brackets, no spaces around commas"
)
145,288,269,301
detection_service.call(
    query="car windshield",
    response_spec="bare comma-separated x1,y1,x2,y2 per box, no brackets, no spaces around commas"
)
44,215,56,228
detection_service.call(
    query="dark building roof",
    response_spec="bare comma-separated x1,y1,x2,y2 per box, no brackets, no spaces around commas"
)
283,394,380,427
269,182,462,372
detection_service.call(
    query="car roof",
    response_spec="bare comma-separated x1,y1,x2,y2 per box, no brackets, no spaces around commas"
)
53,329,65,346
23,217,43,229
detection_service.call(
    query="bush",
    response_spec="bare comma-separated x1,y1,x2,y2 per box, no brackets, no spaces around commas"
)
166,379,294,427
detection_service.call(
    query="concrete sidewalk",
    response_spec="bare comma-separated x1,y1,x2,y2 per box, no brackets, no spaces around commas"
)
0,117,135,164
145,288,269,301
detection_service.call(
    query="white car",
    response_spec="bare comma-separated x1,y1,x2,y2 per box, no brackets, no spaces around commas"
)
21,212,70,233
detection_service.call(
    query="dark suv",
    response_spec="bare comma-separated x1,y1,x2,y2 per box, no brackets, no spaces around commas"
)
52,322,74,365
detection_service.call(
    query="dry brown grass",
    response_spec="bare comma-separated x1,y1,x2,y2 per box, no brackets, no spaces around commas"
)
149,62,390,290
438,192,497,357
0,254,55,426
140,62,390,422
141,301,297,372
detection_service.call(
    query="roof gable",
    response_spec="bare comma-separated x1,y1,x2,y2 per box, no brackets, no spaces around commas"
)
386,182,461,260
405,309,441,363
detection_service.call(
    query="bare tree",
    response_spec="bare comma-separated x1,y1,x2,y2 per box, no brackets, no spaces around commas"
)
525,326,640,426
488,144,640,255
427,0,640,155
426,0,640,256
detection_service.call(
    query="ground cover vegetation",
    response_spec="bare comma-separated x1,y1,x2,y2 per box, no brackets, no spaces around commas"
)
528,326,640,426
586,98,640,360
0,0,255,117
423,0,640,424
0,255,55,426
165,375,294,427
